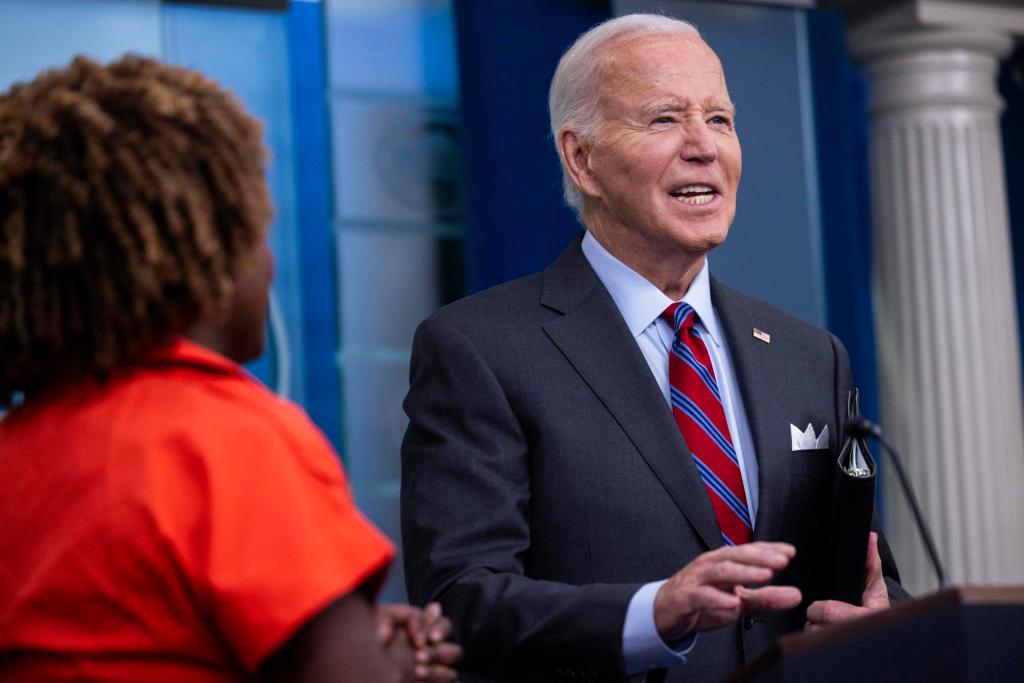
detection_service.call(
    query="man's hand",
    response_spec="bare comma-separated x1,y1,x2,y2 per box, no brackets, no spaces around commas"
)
805,532,890,631
376,603,463,683
654,542,802,641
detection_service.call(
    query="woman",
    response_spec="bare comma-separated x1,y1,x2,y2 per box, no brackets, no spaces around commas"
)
0,55,459,682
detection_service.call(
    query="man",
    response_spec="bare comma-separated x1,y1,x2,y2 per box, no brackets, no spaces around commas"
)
401,14,904,683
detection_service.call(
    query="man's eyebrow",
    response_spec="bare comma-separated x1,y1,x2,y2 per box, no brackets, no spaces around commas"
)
644,100,685,116
642,100,738,116
706,101,737,116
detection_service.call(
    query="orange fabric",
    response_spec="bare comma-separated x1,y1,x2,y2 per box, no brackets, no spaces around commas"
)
0,339,393,681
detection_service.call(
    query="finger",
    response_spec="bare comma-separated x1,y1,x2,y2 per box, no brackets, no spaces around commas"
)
691,583,743,611
378,603,420,646
690,585,744,630
405,608,428,649
375,605,401,643
806,599,865,625
861,532,889,609
692,591,744,632
865,533,882,579
424,613,452,644
704,542,796,570
418,664,459,683
707,541,796,557
418,642,463,667
379,603,419,624
736,585,802,612
377,619,395,643
423,601,443,625
697,560,775,587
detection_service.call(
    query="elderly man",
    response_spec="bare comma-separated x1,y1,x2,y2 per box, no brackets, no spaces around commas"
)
401,13,904,683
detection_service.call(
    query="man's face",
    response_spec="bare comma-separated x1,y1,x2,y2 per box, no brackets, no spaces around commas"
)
578,33,742,260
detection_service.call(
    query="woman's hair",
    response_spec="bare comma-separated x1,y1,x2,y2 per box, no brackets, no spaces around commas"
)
0,55,272,405
548,13,699,214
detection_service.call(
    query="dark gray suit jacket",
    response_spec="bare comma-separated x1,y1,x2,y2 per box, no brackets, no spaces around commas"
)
401,239,903,683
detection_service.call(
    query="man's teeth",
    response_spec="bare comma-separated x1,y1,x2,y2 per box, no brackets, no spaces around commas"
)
671,184,715,205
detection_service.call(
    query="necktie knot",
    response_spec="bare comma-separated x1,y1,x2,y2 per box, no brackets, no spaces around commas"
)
662,302,698,337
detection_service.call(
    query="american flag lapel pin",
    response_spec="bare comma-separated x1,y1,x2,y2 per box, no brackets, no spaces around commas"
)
753,328,771,344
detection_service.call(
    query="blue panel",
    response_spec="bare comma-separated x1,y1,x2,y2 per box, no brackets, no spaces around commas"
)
325,0,459,103
807,10,878,419
455,0,611,293
0,0,161,91
161,3,307,405
286,0,344,450
806,10,886,519
337,230,456,351
326,0,466,603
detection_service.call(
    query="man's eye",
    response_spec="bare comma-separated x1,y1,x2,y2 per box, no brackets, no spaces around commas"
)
652,116,675,125
708,115,731,127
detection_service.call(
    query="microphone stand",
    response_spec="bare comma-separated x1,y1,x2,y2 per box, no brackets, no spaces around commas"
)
847,418,948,588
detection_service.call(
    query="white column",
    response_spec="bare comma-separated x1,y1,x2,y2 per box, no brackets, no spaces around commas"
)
848,8,1024,592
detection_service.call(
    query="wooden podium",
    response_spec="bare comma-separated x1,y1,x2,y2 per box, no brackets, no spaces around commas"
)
729,586,1024,682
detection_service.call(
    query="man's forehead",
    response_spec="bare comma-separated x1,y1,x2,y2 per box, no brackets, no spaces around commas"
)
601,32,722,74
595,34,730,108
598,35,726,89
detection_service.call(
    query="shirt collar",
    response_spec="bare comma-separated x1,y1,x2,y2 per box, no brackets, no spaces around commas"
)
581,231,723,348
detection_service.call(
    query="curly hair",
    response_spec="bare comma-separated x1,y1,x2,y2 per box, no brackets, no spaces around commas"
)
0,55,272,405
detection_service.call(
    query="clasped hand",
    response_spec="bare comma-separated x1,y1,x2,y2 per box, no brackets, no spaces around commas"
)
377,602,463,683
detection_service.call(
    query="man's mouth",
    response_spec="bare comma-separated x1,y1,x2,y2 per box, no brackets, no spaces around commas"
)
669,184,717,206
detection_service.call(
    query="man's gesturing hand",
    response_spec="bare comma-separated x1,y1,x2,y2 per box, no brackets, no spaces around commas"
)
805,532,890,631
654,542,802,642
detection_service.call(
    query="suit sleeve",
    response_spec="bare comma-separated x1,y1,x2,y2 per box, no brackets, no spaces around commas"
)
401,314,641,678
830,334,911,603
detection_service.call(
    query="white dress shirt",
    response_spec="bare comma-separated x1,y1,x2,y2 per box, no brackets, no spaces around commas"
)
580,231,760,674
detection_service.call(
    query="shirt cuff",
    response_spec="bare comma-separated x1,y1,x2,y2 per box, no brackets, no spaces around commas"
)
621,580,698,674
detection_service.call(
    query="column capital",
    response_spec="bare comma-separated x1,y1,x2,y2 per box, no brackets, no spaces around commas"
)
822,1,1020,116
820,0,1024,36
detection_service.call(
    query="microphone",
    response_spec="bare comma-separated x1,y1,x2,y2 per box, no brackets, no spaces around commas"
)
845,417,949,588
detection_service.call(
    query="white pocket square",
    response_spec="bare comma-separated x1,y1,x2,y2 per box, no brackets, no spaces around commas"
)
790,423,829,451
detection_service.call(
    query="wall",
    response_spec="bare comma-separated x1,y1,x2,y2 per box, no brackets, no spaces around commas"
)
325,0,464,602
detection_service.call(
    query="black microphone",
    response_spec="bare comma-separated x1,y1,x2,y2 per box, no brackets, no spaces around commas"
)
845,417,949,588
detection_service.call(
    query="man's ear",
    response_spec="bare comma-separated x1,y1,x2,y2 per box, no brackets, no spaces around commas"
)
558,128,601,199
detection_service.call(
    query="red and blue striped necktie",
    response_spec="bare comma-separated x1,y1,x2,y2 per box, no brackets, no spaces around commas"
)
662,302,752,546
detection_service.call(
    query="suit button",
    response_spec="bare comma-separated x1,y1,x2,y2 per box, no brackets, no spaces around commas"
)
743,614,765,630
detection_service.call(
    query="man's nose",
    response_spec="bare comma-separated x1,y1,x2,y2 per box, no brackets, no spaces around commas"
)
678,122,718,163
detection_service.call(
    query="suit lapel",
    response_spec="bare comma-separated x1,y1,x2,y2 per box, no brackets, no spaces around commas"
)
711,280,792,543
541,240,722,550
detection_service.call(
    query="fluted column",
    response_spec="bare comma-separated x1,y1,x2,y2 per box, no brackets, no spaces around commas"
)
849,16,1024,592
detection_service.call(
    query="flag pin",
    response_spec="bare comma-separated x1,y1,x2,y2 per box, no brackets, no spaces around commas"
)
753,328,771,344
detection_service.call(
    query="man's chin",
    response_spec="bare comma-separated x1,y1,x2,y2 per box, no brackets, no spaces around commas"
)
665,227,730,255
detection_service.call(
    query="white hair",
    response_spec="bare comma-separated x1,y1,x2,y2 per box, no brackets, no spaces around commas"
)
548,14,700,214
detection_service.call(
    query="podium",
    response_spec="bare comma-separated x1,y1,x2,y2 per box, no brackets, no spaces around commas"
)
730,586,1024,682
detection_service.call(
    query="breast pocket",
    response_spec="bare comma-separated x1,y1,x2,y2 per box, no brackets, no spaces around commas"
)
790,448,835,477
